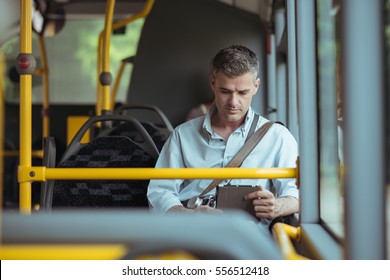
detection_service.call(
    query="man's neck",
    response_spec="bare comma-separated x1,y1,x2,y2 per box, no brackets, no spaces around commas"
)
211,112,246,140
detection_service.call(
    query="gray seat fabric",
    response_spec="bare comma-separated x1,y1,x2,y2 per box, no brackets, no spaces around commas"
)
52,136,156,208
105,121,168,151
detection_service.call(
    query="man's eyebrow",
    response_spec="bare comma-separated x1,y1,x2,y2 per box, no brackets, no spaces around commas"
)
218,86,232,91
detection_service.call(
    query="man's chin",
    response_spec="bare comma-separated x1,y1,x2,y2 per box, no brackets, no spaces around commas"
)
225,114,243,122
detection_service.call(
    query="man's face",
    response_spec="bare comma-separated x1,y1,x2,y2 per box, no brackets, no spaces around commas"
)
211,71,260,123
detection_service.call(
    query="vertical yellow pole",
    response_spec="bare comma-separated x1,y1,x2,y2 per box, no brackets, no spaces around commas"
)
19,0,33,213
96,33,103,116
0,53,5,212
37,34,50,139
109,0,155,108
101,0,115,112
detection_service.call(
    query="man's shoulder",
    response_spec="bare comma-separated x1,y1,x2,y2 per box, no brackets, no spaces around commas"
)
174,116,204,134
256,118,294,139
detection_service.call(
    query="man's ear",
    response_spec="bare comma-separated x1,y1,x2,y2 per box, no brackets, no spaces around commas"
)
210,74,215,88
253,78,260,95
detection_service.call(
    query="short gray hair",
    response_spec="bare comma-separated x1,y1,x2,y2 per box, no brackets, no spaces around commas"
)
211,45,259,80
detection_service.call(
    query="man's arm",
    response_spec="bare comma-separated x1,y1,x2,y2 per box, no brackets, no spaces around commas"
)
167,205,194,213
273,196,299,218
147,131,186,212
245,187,299,220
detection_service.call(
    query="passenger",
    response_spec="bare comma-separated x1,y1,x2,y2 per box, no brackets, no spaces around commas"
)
147,45,299,231
185,97,214,121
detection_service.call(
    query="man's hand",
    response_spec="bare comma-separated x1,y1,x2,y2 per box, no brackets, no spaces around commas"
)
244,186,276,219
244,186,299,220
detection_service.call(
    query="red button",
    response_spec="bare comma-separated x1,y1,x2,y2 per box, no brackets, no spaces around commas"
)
18,57,30,70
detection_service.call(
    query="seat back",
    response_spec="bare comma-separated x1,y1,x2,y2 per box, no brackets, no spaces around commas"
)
114,103,173,151
50,115,158,209
52,136,155,208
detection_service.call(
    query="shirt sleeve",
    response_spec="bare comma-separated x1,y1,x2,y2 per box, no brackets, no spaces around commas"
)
147,129,186,212
272,126,300,199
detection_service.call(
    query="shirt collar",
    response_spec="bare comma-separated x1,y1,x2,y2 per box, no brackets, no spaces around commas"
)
202,105,255,139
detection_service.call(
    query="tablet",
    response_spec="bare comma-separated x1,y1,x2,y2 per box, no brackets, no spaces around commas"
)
216,185,261,216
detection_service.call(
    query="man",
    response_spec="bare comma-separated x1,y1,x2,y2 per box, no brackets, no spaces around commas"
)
147,45,299,228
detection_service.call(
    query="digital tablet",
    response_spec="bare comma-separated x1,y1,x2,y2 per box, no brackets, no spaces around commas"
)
216,185,261,217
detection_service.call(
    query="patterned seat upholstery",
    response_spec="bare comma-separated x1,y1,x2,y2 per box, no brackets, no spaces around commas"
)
106,122,169,151
52,136,156,208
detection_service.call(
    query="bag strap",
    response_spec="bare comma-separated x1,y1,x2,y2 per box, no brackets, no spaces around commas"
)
245,114,259,142
198,117,274,197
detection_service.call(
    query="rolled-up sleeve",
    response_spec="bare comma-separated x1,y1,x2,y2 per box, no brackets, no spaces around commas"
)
273,127,299,199
147,130,185,212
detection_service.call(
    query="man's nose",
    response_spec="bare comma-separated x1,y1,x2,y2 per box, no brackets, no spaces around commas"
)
228,93,239,105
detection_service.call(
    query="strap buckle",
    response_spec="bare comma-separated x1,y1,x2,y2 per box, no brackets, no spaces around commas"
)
187,195,216,209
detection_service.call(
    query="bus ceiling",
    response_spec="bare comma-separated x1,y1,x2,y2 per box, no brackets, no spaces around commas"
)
0,0,275,45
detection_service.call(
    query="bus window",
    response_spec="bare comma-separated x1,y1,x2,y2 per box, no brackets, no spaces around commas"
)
316,0,343,239
0,18,144,105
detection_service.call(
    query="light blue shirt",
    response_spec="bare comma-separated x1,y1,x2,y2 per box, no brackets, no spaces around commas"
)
147,106,299,217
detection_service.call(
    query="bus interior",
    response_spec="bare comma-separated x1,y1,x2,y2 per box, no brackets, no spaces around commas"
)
0,0,389,260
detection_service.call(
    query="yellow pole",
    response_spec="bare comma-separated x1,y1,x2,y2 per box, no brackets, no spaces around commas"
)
0,53,5,215
101,0,115,112
101,0,154,109
272,223,308,260
19,0,33,213
3,150,44,158
37,34,50,139
111,0,154,31
96,33,103,116
0,245,128,260
20,167,297,182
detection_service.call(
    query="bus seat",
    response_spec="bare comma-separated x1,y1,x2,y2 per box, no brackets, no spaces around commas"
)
60,115,159,163
113,103,173,151
101,121,167,151
114,103,173,132
49,115,158,209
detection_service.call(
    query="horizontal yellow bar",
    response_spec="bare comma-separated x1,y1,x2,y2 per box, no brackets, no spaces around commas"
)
43,167,296,181
3,150,43,158
0,245,127,260
272,223,308,260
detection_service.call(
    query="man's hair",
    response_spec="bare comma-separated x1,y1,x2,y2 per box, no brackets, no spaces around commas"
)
211,45,259,79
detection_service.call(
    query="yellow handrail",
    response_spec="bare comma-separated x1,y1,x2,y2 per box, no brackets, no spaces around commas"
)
97,0,155,113
18,167,297,183
101,0,115,112
37,34,50,139
4,150,44,159
2,27,49,178
96,34,104,116
111,0,154,31
0,52,5,213
0,245,127,260
19,0,33,214
272,223,308,260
